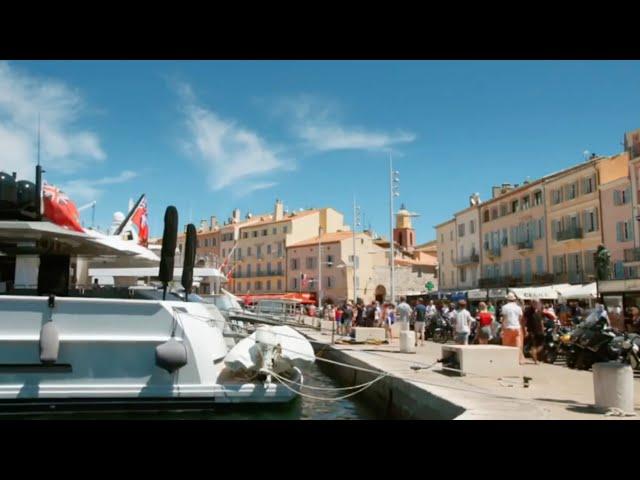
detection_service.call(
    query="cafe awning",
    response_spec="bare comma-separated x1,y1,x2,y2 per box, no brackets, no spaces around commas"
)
467,289,488,300
508,285,560,300
555,282,597,300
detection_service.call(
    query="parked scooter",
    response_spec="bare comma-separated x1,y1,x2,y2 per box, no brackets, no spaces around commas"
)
430,314,454,344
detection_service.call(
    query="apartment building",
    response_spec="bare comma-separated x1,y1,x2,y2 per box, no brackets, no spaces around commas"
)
479,180,548,288
454,203,481,289
545,153,629,284
621,129,640,278
233,201,346,296
287,231,381,303
599,154,634,278
435,218,457,290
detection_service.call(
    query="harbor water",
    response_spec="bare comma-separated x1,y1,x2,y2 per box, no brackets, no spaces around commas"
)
10,361,383,420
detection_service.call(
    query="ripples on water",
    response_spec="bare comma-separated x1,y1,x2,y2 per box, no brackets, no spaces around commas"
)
14,362,381,420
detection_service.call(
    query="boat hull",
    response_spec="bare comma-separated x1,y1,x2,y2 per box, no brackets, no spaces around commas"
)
0,296,303,413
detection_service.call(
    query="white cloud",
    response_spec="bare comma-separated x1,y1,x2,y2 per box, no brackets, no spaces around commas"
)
298,124,416,151
177,82,288,191
233,181,277,198
0,61,105,178
61,170,139,202
277,95,416,152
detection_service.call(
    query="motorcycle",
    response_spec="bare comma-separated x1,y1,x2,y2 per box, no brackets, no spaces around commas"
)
565,316,638,370
621,333,640,371
430,315,454,344
557,326,573,360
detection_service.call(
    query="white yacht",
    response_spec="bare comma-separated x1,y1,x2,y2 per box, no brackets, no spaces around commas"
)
0,169,313,413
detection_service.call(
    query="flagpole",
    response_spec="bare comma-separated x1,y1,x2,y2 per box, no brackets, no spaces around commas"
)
114,193,145,236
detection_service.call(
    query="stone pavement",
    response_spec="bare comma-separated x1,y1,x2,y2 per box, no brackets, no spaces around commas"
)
301,327,640,420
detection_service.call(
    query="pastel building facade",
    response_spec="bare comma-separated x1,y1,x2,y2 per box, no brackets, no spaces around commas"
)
235,202,346,296
434,135,635,291
454,205,481,289
435,218,457,290
479,180,549,288
599,161,634,279
287,231,383,304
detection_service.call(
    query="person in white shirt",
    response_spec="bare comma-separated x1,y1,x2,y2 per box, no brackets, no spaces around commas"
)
447,303,457,328
501,292,524,362
396,297,412,332
454,300,474,345
426,300,437,317
374,301,381,327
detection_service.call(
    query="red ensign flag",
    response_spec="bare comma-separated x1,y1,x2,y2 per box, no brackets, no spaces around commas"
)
42,184,84,233
131,197,149,247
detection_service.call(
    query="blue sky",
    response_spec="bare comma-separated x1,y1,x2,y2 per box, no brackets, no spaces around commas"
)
2,60,640,242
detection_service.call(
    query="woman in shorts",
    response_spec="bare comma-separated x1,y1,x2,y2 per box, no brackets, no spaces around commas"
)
476,302,494,344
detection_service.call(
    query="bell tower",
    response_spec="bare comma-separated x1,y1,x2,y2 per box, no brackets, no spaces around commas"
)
393,204,419,251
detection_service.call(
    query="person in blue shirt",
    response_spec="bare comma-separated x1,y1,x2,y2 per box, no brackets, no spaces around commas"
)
413,299,428,347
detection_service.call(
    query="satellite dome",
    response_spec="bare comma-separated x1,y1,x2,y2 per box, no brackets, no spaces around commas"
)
113,211,125,222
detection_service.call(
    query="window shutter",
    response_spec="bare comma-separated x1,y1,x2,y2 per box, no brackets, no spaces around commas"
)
615,261,624,279
625,187,631,204
617,222,623,242
594,208,599,231
628,220,634,242
583,211,589,232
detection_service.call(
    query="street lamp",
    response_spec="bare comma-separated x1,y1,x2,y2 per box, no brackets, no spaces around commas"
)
353,195,361,303
317,226,323,309
389,154,400,303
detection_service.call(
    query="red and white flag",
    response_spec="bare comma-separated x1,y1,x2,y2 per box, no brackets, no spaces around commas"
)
42,183,84,233
131,196,149,247
220,240,238,273
226,262,238,282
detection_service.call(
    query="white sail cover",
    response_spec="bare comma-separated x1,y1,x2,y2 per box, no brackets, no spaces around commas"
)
224,325,315,374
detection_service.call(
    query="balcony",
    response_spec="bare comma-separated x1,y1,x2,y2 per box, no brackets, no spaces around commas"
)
552,271,595,284
455,253,480,265
624,248,640,263
486,246,501,258
556,227,583,242
478,276,515,288
532,273,555,285
478,273,558,289
516,240,534,251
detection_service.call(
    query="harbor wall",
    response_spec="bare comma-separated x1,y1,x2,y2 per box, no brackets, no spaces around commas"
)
309,340,465,420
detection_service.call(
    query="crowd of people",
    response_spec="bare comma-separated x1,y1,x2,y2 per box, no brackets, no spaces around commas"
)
318,294,640,358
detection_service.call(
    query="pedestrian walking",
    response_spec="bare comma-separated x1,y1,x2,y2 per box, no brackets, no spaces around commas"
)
476,302,494,345
396,296,412,332
365,301,376,327
454,299,473,345
626,306,640,333
501,292,524,363
524,299,545,364
487,301,495,314
374,301,382,327
335,305,343,335
355,301,364,327
342,302,354,336
384,303,396,340
414,299,427,346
